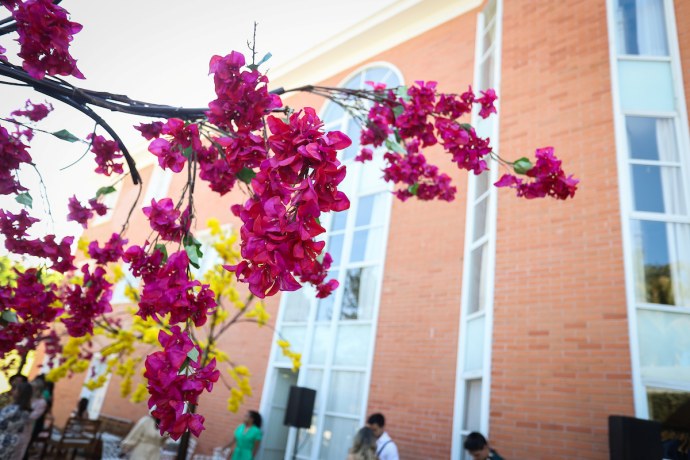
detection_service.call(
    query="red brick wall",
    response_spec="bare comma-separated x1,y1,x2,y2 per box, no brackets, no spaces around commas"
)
491,1,633,458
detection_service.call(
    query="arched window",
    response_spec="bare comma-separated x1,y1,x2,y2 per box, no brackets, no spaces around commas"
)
260,64,402,460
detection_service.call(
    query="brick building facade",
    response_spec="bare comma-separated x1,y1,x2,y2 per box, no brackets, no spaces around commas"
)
35,0,690,458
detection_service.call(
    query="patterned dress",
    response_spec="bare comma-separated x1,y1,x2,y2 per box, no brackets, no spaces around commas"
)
0,404,29,460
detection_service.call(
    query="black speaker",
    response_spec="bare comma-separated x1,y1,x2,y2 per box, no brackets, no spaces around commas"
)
283,386,316,428
608,415,662,460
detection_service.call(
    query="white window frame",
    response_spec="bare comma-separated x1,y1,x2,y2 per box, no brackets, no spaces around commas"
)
606,0,690,418
259,62,402,460
451,0,503,458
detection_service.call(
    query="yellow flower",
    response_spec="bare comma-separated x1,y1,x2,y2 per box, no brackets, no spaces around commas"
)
130,383,148,404
234,365,250,377
124,285,140,303
84,374,108,390
120,376,132,397
77,237,90,257
207,218,222,236
245,302,269,326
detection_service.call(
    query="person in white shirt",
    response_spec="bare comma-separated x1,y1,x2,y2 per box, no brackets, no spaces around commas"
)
367,413,399,460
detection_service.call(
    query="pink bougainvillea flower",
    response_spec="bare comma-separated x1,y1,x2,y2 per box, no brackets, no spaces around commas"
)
88,134,123,176
494,147,578,200
476,88,498,119
134,121,164,140
11,0,84,79
10,100,53,122
88,233,128,265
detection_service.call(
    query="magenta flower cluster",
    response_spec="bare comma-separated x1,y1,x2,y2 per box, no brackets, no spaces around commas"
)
88,134,123,177
494,147,579,200
228,107,350,298
2,0,84,79
67,195,108,228
144,326,219,440
61,265,113,337
0,269,61,355
0,209,75,273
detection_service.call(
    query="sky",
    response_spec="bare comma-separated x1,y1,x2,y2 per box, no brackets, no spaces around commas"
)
0,0,397,239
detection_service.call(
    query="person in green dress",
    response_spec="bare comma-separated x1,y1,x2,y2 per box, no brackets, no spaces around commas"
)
225,410,263,460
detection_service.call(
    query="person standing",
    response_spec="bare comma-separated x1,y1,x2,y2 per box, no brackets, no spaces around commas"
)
366,413,399,460
120,414,167,460
13,379,47,460
346,427,378,460
0,382,32,460
463,432,504,460
225,410,263,460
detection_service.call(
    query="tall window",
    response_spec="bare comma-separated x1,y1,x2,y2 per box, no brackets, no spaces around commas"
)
608,0,690,422
452,0,502,458
260,65,400,460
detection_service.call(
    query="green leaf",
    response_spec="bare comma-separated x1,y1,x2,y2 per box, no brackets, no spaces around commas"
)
408,183,419,195
236,167,256,184
513,157,533,175
183,235,203,270
257,52,272,67
96,186,116,198
181,146,194,159
1,310,17,324
247,52,272,71
394,86,411,102
154,244,169,264
459,123,473,132
52,129,80,143
15,192,32,208
392,104,404,117
385,139,406,155
187,347,200,362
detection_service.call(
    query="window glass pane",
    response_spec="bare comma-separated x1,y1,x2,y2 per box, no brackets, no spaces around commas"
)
350,227,384,263
464,315,486,372
282,289,312,323
473,196,489,242
275,326,306,364
618,61,674,112
333,324,371,366
638,310,690,383
355,193,387,228
626,117,678,162
463,379,483,431
303,368,323,411
615,0,669,56
328,234,345,268
479,51,495,91
364,67,390,86
330,210,348,232
309,325,330,365
647,387,690,424
264,369,298,452
316,271,338,322
482,21,496,55
631,220,690,307
343,119,361,162
321,102,346,123
474,170,490,198
319,416,358,460
359,151,387,195
340,266,379,321
467,244,489,314
327,371,365,415
631,165,686,214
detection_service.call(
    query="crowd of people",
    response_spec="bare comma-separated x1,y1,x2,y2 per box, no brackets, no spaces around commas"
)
0,373,503,460
0,373,54,460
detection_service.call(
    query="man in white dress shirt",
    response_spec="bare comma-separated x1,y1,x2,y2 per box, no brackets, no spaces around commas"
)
367,413,399,460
